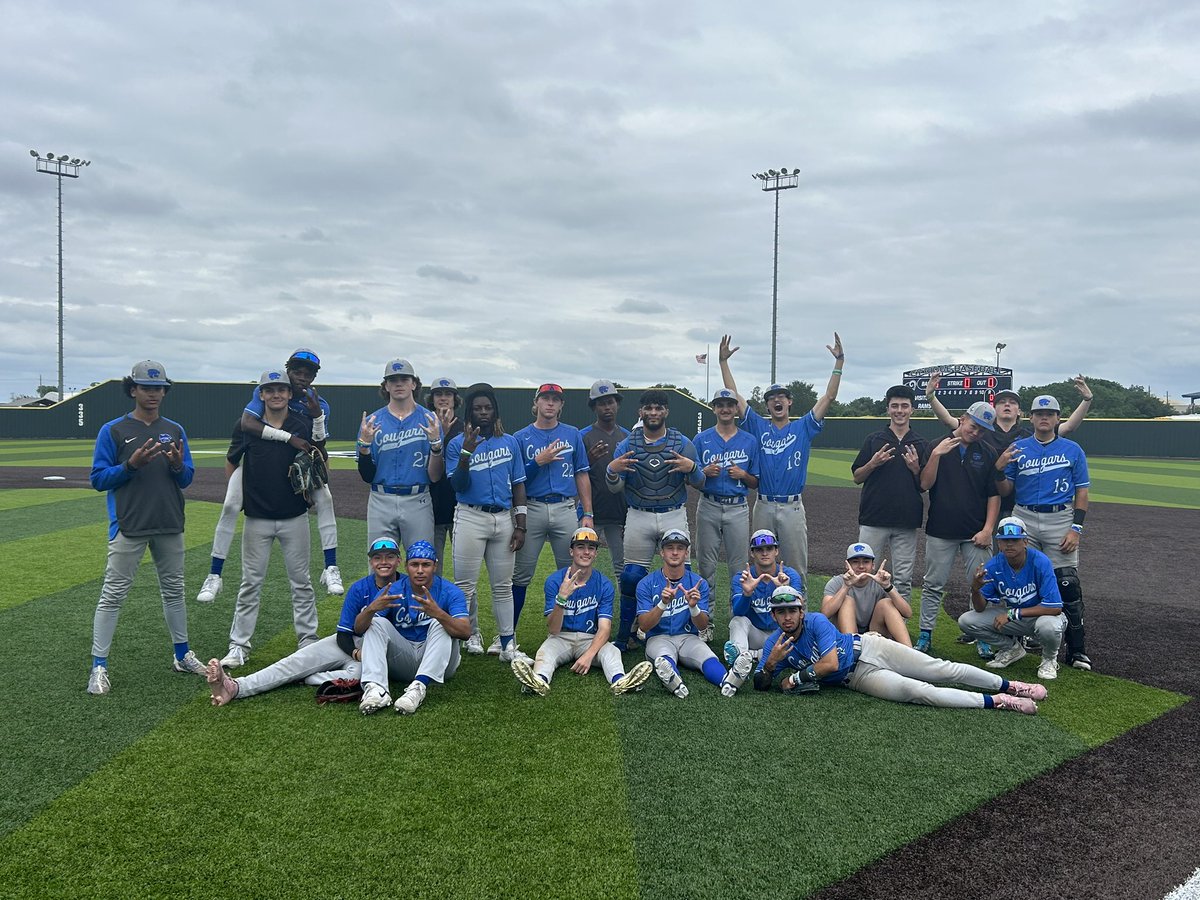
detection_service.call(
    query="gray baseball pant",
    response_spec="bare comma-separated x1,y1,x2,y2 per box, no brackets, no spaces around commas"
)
845,632,1001,708
857,525,917,603
533,632,624,683
92,531,188,658
452,504,516,638
697,497,750,619
514,499,577,587
360,617,460,686
595,519,625,573
235,634,361,698
624,507,690,568
727,617,772,658
434,522,452,576
752,497,809,578
367,490,434,551
920,536,991,632
212,467,338,558
645,632,718,672
958,609,1066,656
1014,505,1078,567
228,514,318,655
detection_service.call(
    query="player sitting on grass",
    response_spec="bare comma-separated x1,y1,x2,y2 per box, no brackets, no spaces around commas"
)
754,585,1045,714
820,542,912,647
637,530,753,699
205,538,415,707
723,529,801,669
358,540,471,716
957,517,1067,681
511,527,653,697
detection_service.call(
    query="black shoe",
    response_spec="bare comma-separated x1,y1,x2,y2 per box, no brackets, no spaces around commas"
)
1069,653,1092,671
1021,636,1044,653
955,633,976,645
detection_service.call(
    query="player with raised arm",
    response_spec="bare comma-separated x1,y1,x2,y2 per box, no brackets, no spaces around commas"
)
426,377,463,575
753,585,1045,714
723,529,802,670
821,542,912,646
197,349,343,602
718,332,844,577
580,379,630,578
511,527,653,697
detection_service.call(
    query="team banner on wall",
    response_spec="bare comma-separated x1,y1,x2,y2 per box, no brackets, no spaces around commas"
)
902,365,1013,410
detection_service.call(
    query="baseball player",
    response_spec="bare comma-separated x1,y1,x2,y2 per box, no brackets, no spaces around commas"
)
915,401,1012,655
357,540,471,715
693,387,760,641
445,383,533,664
197,348,343,602
218,371,319,670
580,379,629,577
957,517,1067,680
510,527,653,697
88,360,204,694
997,394,1092,671
723,529,802,670
510,383,593,645
718,332,845,577
356,358,444,551
821,542,913,646
426,377,464,575
205,537,413,706
753,585,1045,714
636,531,753,699
605,389,705,650
850,384,928,606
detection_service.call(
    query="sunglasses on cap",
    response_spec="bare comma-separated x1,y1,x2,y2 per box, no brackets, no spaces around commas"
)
368,538,401,555
750,534,778,549
289,350,320,366
996,523,1026,538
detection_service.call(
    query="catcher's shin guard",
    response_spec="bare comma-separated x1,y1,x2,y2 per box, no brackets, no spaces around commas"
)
1056,566,1086,657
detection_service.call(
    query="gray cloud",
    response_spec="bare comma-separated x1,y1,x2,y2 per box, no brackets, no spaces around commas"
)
416,265,480,284
615,298,669,314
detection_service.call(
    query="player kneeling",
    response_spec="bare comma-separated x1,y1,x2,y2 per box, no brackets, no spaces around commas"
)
357,540,472,716
637,531,753,699
753,585,1045,714
511,527,653,697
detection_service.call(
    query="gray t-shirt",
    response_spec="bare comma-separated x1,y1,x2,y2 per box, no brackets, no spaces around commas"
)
823,575,887,632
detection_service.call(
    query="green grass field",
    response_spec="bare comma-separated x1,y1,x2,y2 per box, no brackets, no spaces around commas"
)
0,441,1193,898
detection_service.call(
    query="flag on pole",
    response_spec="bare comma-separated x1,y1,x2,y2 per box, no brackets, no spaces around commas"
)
695,353,708,364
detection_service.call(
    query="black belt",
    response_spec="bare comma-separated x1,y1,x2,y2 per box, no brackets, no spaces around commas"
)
371,484,428,496
1019,503,1069,513
702,493,746,506
630,504,684,513
465,503,507,514
761,493,803,503
529,494,569,503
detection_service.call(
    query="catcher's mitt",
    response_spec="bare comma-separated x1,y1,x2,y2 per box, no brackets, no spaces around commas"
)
315,678,363,705
780,671,820,695
289,448,329,501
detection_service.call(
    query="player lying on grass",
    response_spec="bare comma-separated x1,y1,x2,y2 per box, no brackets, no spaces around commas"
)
820,542,912,646
636,530,753,699
753,585,1045,714
206,537,415,707
357,540,472,716
723,529,801,669
511,527,653,697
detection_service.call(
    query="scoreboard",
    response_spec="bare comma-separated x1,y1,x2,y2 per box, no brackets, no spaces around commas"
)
902,365,1013,410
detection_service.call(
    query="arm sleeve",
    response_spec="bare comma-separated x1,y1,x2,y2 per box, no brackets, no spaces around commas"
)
174,427,196,489
335,631,356,657
357,448,377,483
89,423,132,492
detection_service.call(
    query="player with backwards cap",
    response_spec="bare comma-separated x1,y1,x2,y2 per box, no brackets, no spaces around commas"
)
510,527,653,697
579,379,630,577
724,529,801,671
718,332,845,578
636,530,753,699
753,584,1046,715
197,348,344,602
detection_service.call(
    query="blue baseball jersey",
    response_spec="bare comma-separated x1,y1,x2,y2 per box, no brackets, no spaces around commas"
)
446,432,526,508
741,407,823,497
979,548,1063,610
1004,435,1089,507
516,422,590,498
694,426,760,498
756,612,858,685
636,569,710,637
366,404,441,488
244,384,330,424
336,574,393,635
372,574,469,643
543,568,614,634
730,564,804,631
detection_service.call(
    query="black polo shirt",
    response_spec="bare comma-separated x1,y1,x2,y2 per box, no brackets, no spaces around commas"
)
924,433,1000,540
227,412,313,520
430,417,464,526
851,427,929,529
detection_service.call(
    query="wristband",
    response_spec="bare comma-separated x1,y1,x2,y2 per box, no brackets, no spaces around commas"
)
657,599,671,611
513,525,527,532
831,368,843,376
555,595,570,607
797,664,817,683
880,582,893,592
429,442,443,454
356,439,371,450
582,511,593,518
1007,607,1021,622
123,460,136,473
514,505,528,516
605,466,620,480
1072,508,1086,526
1070,524,1083,534
311,414,327,442
262,425,293,443
459,449,472,459
689,605,703,618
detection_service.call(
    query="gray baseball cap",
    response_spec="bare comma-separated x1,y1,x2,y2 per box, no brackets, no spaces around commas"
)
258,370,290,390
846,542,875,560
769,585,806,609
130,360,169,386
660,529,691,547
383,358,417,379
993,389,1020,404
429,377,458,393
966,401,997,431
1030,394,1061,412
711,388,738,405
589,379,621,403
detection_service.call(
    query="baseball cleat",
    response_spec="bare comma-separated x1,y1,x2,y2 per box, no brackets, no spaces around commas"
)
611,661,653,695
653,656,689,699
358,682,392,715
87,664,111,696
1022,635,1044,653
512,660,550,696
393,680,427,714
207,658,240,706
315,678,363,704
499,644,535,666
1037,658,1059,681
914,633,932,654
465,632,485,655
1069,652,1093,671
171,649,208,676
993,693,1037,715
1007,680,1048,701
954,633,977,645
723,641,741,668
719,649,756,697
196,573,222,603
698,624,714,643
486,634,503,656
220,646,249,670
986,643,1027,669
976,640,996,660
320,565,344,596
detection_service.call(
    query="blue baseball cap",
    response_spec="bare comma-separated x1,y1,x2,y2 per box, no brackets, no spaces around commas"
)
368,537,401,556
406,540,438,561
995,516,1029,539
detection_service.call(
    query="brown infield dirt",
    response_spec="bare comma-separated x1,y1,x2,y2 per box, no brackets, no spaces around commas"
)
8,466,1199,899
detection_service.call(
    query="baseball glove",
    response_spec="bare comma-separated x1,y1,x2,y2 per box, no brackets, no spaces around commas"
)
780,671,820,695
315,678,363,705
288,448,329,501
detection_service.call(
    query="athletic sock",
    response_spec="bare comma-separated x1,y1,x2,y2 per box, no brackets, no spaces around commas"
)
415,675,433,687
93,656,107,668
210,557,225,576
983,695,995,709
173,642,189,661
324,548,337,568
610,673,622,683
512,585,527,626
999,679,1010,693
500,634,513,650
701,657,726,686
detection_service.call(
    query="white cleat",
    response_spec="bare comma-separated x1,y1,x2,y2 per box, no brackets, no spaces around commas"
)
512,660,550,696
196,573,222,603
87,664,111,695
611,660,653,695
487,634,503,656
220,646,249,670
393,680,427,715
499,644,535,666
320,564,344,596
719,649,756,698
359,682,392,715
654,655,689,699
171,650,208,676
1037,658,1059,681
465,632,485,655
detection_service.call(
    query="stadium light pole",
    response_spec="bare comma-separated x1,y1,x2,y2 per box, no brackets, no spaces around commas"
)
752,168,799,383
995,341,1007,369
30,149,91,400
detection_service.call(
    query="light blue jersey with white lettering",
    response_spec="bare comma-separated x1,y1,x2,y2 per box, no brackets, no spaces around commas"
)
636,569,710,637
543,568,614,633
374,574,469,643
695,426,760,498
741,407,822,497
756,612,857,685
979,548,1063,611
336,574,393,636
367,404,440,488
516,422,590,498
446,432,526,508
730,564,803,631
1004,435,1089,507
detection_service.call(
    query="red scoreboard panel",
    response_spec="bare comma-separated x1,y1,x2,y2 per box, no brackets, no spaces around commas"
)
903,365,1014,410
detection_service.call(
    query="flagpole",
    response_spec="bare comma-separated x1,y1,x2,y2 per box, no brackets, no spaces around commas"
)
706,344,711,401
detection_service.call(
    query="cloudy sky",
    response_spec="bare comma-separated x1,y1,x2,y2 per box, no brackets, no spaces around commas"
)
3,1,1198,405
